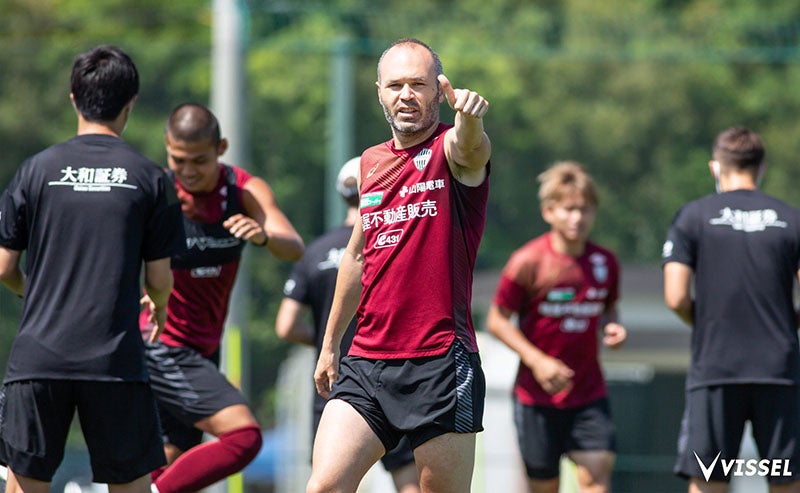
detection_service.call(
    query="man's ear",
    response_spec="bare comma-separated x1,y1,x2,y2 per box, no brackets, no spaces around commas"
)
69,93,79,114
709,160,722,194
541,205,553,226
756,162,766,186
709,160,720,180
217,137,229,157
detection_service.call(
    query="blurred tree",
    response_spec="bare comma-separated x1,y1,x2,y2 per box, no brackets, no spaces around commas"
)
3,0,800,430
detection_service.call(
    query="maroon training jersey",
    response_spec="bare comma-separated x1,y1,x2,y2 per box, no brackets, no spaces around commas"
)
493,232,620,408
140,164,251,356
350,123,489,359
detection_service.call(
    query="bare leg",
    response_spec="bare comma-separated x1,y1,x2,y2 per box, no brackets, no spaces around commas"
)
769,481,800,493
689,478,727,493
4,469,49,493
306,399,385,493
107,474,152,493
163,443,184,465
390,462,421,493
568,450,614,493
413,433,475,493
527,477,559,493
194,403,258,437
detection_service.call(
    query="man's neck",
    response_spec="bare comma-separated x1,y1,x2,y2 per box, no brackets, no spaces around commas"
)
76,120,122,137
74,103,129,137
719,173,758,193
549,231,586,257
392,122,439,150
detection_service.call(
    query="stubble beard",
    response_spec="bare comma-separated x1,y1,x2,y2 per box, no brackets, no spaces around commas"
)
381,96,440,141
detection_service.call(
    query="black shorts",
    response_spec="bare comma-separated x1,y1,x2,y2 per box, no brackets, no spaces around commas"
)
145,341,248,451
514,397,616,480
0,380,165,483
329,339,485,452
675,384,800,483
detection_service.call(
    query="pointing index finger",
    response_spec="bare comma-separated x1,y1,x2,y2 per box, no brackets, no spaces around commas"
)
438,74,456,108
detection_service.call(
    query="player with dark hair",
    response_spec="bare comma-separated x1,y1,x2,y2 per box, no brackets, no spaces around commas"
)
664,126,800,492
487,161,626,493
308,38,491,493
276,157,420,493
140,103,305,493
0,45,183,493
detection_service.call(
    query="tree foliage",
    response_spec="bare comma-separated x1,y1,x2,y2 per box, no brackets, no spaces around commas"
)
3,0,800,424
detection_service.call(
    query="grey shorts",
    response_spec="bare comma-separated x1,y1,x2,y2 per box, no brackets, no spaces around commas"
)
145,341,248,450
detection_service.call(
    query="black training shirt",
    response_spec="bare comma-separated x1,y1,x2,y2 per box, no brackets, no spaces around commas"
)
0,134,183,383
662,189,800,389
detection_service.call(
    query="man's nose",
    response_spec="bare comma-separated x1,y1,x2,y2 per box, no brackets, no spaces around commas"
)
399,83,414,99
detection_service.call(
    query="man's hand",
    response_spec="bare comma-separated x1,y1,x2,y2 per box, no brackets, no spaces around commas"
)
314,346,341,399
140,293,166,343
531,355,575,396
603,322,627,349
438,74,489,119
224,213,268,246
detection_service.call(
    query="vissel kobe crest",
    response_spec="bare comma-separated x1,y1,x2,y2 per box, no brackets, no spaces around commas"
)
413,148,432,171
589,252,608,283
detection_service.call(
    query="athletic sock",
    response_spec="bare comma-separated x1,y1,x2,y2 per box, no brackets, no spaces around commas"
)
154,425,263,493
150,464,167,483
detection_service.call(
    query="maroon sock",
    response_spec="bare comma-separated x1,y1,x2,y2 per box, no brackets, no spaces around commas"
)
155,425,262,493
150,464,167,483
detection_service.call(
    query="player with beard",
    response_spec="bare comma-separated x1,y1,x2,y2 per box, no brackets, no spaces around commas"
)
307,38,491,493
277,157,420,493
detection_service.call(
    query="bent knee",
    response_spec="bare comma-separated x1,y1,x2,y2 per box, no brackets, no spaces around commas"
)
306,469,364,493
306,476,340,493
221,425,263,464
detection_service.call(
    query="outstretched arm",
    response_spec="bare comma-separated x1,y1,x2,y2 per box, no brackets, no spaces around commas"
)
225,176,305,261
439,74,491,186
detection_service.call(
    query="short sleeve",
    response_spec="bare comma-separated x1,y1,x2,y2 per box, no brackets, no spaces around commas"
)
0,163,30,251
142,172,184,262
662,205,696,269
494,246,537,312
493,273,527,313
283,256,311,304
